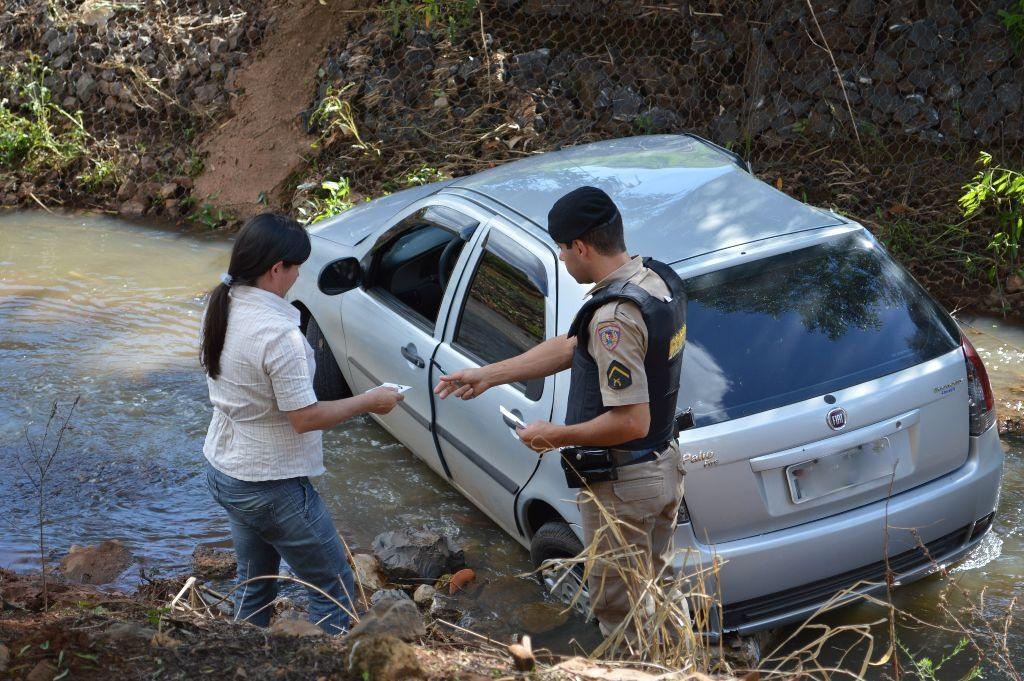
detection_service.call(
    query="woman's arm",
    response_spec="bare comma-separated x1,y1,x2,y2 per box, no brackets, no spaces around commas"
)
286,387,403,434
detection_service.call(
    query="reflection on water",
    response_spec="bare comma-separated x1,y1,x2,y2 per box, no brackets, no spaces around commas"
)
1,212,1022,669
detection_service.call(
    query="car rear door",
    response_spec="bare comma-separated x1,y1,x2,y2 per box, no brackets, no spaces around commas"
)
430,217,558,537
342,202,481,479
673,232,969,545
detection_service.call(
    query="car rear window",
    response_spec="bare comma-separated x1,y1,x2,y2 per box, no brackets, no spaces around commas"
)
679,234,962,427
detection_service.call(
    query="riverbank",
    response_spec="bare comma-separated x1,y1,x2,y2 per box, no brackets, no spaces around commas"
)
0,569,739,680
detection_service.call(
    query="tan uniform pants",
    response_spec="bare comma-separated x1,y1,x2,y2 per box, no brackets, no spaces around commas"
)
579,442,685,636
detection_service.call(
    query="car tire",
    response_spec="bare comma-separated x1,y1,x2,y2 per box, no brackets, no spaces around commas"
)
530,521,591,617
305,316,351,400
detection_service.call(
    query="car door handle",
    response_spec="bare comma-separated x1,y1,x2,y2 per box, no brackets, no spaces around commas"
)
502,408,525,430
400,343,425,368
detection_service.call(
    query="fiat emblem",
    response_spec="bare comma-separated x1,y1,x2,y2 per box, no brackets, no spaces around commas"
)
826,407,847,431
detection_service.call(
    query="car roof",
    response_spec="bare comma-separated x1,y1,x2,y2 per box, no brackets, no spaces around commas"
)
446,135,844,263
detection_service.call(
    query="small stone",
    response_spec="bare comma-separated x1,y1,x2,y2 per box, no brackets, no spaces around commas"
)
349,597,426,642
372,528,465,583
369,588,411,607
412,584,435,606
117,180,137,201
195,84,221,104
347,635,424,681
26,660,56,681
76,74,97,104
432,95,447,109
269,618,325,637
103,622,157,642
158,182,180,200
353,553,384,591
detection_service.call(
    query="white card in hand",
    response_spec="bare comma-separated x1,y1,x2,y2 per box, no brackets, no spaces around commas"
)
500,405,527,429
378,382,412,394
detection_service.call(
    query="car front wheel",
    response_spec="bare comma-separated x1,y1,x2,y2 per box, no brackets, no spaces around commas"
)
530,521,590,617
305,317,351,400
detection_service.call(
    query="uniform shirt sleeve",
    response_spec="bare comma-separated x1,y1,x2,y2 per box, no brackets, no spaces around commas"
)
588,300,650,407
263,327,319,412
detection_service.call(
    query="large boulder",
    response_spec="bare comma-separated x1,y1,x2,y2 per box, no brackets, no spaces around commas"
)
348,597,425,641
371,529,465,583
60,540,133,585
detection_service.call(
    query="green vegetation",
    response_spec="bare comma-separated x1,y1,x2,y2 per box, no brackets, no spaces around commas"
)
191,196,234,230
309,85,379,157
384,0,479,41
400,163,448,187
898,638,982,681
1000,1,1024,51
297,177,355,224
959,151,1024,279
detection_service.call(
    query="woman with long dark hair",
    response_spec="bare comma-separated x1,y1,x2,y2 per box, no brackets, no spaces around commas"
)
200,213,402,634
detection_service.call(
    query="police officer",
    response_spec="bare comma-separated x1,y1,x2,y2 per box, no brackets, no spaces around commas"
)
434,186,687,637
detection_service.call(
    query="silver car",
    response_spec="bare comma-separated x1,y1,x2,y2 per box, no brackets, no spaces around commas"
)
287,135,1003,635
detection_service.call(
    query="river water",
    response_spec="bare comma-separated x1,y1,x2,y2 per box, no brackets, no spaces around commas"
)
0,212,1021,675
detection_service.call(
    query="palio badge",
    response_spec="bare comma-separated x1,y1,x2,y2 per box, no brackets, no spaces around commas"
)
668,324,686,359
681,449,716,467
933,378,963,396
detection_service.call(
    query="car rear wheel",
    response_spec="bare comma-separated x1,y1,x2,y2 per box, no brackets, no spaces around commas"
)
530,521,590,617
305,317,351,400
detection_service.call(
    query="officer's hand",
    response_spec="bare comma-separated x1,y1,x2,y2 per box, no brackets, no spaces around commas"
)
434,367,492,400
364,386,404,415
516,421,561,453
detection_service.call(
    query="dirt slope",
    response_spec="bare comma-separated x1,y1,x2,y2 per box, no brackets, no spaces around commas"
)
192,0,359,219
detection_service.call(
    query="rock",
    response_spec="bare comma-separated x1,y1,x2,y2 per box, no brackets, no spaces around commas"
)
872,51,901,83
102,622,157,642
1007,274,1024,294
76,74,97,104
119,200,147,218
963,42,1011,82
269,618,325,637
116,180,138,201
372,529,465,582
353,553,384,591
512,48,550,89
158,181,182,200
26,660,56,681
905,19,940,52
60,540,133,585
195,83,221,104
191,545,235,579
428,593,462,621
349,597,426,641
515,602,570,633
709,112,740,144
0,643,8,673
369,588,411,607
997,83,1023,114
412,584,435,606
347,635,425,681
209,36,227,54
610,86,643,122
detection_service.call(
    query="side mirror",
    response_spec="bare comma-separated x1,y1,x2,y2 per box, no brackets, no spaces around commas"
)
318,257,361,295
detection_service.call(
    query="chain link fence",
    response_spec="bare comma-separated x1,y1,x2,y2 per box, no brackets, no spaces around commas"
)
2,0,1023,314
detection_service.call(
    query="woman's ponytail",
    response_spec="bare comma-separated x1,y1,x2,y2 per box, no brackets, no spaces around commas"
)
200,282,232,379
199,213,311,380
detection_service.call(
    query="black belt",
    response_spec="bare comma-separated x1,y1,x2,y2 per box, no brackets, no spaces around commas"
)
610,442,672,467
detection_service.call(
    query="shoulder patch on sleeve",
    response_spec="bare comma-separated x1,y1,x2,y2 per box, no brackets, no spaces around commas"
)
596,321,621,351
606,360,633,390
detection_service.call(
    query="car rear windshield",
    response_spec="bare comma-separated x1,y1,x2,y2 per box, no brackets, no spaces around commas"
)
679,234,962,427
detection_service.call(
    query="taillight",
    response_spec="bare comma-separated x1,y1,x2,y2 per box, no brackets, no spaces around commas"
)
962,335,995,436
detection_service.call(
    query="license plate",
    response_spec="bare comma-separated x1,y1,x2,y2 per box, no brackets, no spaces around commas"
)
786,438,897,504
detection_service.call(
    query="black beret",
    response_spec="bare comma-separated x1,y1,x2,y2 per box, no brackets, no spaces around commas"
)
547,186,621,244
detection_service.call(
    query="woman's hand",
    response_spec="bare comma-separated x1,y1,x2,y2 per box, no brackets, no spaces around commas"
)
363,386,404,414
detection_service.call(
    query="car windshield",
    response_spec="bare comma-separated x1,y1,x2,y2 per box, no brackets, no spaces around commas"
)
678,234,962,427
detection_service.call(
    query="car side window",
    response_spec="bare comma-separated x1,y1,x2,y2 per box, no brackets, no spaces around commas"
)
453,231,547,400
367,206,476,330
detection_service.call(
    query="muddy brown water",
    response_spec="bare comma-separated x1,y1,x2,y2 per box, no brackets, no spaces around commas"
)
1,212,1021,673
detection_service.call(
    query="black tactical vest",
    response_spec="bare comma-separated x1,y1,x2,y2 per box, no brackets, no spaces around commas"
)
565,258,687,450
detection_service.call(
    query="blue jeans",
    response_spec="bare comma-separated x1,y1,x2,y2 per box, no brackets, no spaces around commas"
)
205,462,356,634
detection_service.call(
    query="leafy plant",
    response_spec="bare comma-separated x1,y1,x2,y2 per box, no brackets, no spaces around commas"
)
959,151,1024,279
999,0,1024,51
309,85,379,157
191,197,234,230
898,638,981,681
400,163,448,187
77,157,121,192
384,0,479,41
297,177,355,224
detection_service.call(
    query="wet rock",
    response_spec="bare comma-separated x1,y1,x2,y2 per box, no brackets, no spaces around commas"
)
369,588,411,607
60,540,133,585
349,597,426,641
26,660,56,681
372,528,465,583
412,584,435,606
428,593,462,621
119,200,147,218
353,553,384,591
191,545,235,579
269,618,324,637
515,602,569,633
102,621,158,643
347,634,425,681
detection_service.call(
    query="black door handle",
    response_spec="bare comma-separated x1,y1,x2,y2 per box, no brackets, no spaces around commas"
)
401,343,425,368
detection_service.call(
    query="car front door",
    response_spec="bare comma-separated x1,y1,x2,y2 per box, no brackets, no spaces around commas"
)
342,202,481,478
431,217,558,537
